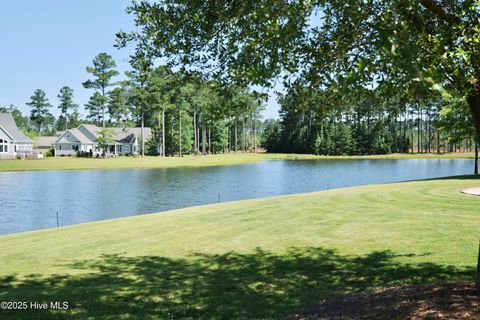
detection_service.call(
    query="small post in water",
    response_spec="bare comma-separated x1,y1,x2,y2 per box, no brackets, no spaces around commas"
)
56,211,59,228
218,193,221,203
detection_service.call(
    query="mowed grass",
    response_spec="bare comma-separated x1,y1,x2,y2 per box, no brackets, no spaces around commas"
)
0,151,474,172
1,176,480,319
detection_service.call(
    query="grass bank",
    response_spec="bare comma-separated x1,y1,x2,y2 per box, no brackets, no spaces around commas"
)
0,151,474,172
1,176,480,319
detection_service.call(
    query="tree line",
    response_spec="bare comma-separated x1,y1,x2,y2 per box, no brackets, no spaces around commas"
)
263,86,475,155
1,53,264,157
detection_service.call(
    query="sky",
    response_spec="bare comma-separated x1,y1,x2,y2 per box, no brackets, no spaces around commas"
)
0,1,280,120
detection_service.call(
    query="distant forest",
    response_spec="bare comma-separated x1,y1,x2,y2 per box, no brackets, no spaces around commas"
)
262,86,474,155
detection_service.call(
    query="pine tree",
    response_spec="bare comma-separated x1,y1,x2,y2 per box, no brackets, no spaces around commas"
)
27,89,52,133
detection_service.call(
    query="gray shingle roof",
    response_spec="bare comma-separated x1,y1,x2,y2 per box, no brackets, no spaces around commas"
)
0,113,33,144
55,124,152,144
68,128,94,144
111,127,152,143
34,136,57,148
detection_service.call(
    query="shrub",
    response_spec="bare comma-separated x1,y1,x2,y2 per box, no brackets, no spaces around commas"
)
45,149,54,157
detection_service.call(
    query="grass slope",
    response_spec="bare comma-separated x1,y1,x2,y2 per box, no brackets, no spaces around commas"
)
1,176,480,319
0,152,474,172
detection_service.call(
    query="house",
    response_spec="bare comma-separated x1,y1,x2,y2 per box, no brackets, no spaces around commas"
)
53,124,152,156
0,113,33,159
33,131,64,155
33,136,58,155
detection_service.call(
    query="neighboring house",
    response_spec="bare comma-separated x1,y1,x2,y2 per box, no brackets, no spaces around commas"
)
33,136,57,154
0,113,33,159
34,131,63,155
53,124,152,156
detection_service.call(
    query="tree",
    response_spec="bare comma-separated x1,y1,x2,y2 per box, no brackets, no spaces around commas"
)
96,128,115,157
119,1,480,147
108,87,130,126
437,94,478,173
85,92,107,125
57,86,78,130
126,51,153,157
83,53,119,128
144,66,176,157
263,119,282,152
27,89,53,133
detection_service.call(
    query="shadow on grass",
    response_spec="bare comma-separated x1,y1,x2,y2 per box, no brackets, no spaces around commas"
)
420,174,480,181
0,247,474,319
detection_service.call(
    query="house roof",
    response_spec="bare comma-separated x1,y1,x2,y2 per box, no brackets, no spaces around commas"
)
54,124,152,145
34,136,57,148
0,113,33,144
78,124,99,140
111,127,152,144
69,128,93,144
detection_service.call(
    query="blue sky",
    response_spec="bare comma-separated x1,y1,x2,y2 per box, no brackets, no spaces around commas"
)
0,1,280,120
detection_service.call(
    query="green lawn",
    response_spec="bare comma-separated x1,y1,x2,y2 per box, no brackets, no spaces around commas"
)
0,151,475,172
1,176,480,319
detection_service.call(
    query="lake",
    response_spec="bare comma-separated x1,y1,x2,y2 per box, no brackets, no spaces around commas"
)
0,158,473,235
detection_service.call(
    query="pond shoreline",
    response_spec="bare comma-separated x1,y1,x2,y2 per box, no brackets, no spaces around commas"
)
0,152,474,173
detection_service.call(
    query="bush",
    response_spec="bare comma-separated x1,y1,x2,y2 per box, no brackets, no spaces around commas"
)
45,149,54,157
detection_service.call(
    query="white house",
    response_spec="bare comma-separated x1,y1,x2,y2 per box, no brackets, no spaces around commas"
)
53,124,152,156
0,113,33,159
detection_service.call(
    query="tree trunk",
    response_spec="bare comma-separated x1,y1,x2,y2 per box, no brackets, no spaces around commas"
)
427,110,431,153
253,111,257,153
179,109,182,157
467,90,480,175
410,107,414,153
141,104,145,157
171,113,174,156
234,118,237,152
437,130,441,153
468,90,480,144
226,123,230,153
475,141,479,175
242,118,246,153
208,126,211,154
158,112,162,156
102,87,106,128
202,124,206,155
162,109,165,157
193,110,197,152
417,107,421,153
102,106,106,129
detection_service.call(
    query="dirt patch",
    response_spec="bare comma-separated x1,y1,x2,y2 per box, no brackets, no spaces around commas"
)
288,282,480,320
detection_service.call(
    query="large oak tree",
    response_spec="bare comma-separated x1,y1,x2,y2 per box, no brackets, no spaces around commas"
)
118,0,480,140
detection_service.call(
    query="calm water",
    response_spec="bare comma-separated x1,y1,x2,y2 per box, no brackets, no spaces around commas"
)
0,159,473,235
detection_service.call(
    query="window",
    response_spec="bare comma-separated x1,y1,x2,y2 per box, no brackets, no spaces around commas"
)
0,139,8,153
